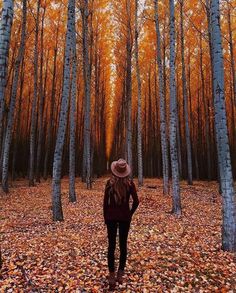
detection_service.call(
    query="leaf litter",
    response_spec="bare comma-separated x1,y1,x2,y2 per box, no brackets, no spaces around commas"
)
0,178,235,292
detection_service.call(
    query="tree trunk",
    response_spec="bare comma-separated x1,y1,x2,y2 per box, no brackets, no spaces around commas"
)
0,0,14,148
169,0,181,215
43,42,58,180
52,0,75,221
210,0,236,252
36,7,46,183
29,0,40,186
135,0,143,186
81,0,92,189
180,0,192,185
154,0,169,194
200,33,212,180
12,59,24,181
2,0,26,193
125,0,133,175
69,9,77,203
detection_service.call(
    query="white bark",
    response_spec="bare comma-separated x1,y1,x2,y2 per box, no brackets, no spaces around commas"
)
135,0,143,186
154,0,169,194
169,0,181,215
52,0,75,221
69,6,77,203
0,0,14,150
81,0,91,189
210,0,236,252
43,44,58,180
180,0,192,185
2,0,26,193
126,0,132,175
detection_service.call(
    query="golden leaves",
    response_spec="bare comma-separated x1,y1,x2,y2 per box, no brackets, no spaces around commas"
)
0,178,236,291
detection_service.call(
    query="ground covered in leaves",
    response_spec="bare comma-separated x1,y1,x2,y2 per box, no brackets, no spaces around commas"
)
0,178,236,292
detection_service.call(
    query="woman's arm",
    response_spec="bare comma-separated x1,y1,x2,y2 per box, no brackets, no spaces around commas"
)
103,180,110,223
130,181,139,215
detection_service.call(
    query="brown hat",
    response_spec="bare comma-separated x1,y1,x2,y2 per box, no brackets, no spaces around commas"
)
111,158,131,178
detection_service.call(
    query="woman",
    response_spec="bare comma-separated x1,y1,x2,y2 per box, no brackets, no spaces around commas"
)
103,158,139,290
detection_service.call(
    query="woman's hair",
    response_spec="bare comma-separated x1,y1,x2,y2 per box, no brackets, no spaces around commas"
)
109,175,130,205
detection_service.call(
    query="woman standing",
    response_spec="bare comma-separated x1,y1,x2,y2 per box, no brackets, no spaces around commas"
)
103,159,139,290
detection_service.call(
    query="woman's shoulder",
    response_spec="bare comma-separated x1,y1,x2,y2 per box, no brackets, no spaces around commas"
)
128,180,137,191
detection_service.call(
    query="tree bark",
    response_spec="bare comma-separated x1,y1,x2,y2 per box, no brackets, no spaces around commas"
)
0,0,14,149
29,0,41,186
210,0,236,252
52,0,75,221
200,33,212,180
180,0,192,185
36,7,46,183
125,0,133,175
81,0,92,189
169,0,181,215
2,0,26,193
135,0,143,186
69,7,77,203
154,0,169,194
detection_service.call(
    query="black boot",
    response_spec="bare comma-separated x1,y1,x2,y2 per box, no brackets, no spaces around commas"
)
108,272,116,290
116,269,124,284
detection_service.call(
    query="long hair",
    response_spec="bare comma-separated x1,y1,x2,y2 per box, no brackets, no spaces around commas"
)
109,175,130,205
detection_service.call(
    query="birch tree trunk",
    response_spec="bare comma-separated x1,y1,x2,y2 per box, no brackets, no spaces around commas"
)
126,0,133,174
36,7,46,183
200,33,212,180
43,44,58,180
210,0,236,252
169,0,181,215
154,0,169,194
81,0,92,189
135,0,143,186
29,0,40,186
0,0,14,154
69,6,77,203
2,0,26,193
52,0,75,221
180,0,192,185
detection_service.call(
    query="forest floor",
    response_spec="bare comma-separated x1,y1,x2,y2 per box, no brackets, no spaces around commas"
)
0,178,236,292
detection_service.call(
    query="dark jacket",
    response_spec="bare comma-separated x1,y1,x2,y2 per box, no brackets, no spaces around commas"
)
103,179,139,223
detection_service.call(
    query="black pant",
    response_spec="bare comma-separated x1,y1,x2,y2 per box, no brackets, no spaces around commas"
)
106,220,131,273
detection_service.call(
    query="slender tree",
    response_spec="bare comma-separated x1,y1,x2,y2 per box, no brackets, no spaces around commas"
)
134,0,143,186
2,0,27,193
43,26,59,180
200,32,212,180
81,0,92,189
154,0,169,194
29,0,41,186
210,0,236,252
126,0,133,174
0,0,14,154
12,60,24,180
179,0,192,185
69,4,77,203
36,6,46,183
169,0,181,215
52,0,75,221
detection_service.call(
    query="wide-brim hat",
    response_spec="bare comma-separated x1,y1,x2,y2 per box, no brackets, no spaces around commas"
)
111,158,131,178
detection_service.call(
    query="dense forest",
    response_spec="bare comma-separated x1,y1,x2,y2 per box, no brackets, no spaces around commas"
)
0,0,236,290
0,0,236,263
0,0,235,182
